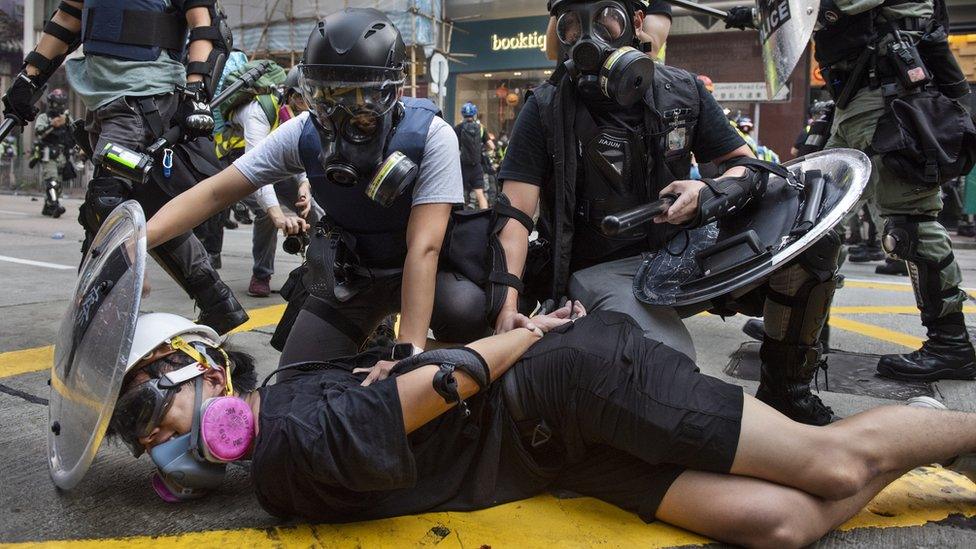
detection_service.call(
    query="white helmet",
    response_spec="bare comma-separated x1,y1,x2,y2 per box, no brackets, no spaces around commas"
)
126,313,222,372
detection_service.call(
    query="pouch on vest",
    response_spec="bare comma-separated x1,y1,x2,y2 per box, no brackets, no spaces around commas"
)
439,194,534,326
870,90,976,187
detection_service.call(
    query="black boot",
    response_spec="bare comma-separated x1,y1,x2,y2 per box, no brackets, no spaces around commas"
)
848,242,885,263
152,234,249,334
877,317,976,381
191,277,249,334
755,338,840,425
875,258,909,276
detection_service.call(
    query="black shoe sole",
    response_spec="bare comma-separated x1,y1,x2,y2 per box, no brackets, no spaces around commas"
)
876,362,976,382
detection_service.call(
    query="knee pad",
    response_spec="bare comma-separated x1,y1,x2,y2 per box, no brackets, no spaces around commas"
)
79,175,131,234
881,215,933,263
798,229,842,282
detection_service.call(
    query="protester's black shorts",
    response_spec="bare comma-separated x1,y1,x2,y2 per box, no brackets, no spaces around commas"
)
461,163,485,191
507,311,744,521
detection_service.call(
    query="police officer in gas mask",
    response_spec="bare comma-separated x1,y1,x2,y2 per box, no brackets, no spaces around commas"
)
495,0,846,425
144,8,488,376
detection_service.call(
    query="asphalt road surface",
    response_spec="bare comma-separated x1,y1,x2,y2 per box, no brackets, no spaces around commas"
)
1,193,976,548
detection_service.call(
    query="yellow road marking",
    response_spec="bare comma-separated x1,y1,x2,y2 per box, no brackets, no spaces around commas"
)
0,305,287,380
2,467,974,548
832,305,976,315
845,279,976,298
828,316,924,350
0,345,54,379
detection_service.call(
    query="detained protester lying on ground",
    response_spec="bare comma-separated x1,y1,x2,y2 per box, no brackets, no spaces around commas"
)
108,303,976,549
145,9,492,376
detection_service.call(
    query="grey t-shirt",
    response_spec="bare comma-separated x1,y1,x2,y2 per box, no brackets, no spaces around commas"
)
234,111,464,207
65,51,185,111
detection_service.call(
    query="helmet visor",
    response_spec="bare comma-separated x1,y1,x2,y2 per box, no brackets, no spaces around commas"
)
299,65,404,120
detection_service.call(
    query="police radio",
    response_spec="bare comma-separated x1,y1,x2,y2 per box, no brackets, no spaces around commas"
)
885,29,931,92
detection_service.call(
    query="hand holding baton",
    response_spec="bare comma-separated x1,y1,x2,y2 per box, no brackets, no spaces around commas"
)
601,193,678,236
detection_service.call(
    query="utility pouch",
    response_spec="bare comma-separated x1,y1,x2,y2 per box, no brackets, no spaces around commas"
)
270,264,309,352
871,90,976,187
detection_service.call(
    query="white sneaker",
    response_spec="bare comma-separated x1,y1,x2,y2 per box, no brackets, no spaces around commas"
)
906,396,948,410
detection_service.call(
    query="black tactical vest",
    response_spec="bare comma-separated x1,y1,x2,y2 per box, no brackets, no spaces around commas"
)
529,63,701,299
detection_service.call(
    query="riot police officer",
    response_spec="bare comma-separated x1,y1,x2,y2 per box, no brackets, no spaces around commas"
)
33,88,72,218
495,0,845,425
143,9,489,373
1,0,248,334
809,0,974,380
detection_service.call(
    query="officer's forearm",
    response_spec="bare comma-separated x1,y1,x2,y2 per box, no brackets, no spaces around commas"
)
397,327,541,434
498,221,529,313
25,2,83,77
399,246,439,349
497,181,539,315
185,7,214,84
147,166,256,248
712,144,754,177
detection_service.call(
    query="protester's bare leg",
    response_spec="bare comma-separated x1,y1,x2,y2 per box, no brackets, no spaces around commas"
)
729,395,976,500
655,468,905,549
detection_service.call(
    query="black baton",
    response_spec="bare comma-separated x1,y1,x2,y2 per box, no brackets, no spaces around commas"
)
601,194,678,236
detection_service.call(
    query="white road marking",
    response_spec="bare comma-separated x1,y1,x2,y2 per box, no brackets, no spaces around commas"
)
0,254,74,270
0,209,29,216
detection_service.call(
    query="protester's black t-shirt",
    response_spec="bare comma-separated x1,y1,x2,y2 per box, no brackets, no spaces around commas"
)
250,364,549,522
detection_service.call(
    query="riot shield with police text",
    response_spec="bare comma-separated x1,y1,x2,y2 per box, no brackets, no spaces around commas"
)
758,0,819,98
48,200,146,490
635,149,870,311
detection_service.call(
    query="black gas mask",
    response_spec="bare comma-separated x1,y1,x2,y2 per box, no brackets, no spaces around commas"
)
551,0,654,107
299,64,419,207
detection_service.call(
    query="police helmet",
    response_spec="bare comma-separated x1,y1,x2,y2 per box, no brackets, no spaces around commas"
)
298,9,407,120
47,88,68,110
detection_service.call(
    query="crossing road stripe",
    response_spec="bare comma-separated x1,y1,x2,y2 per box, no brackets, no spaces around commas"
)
829,316,924,349
0,255,75,270
845,279,976,296
832,305,976,315
0,467,973,548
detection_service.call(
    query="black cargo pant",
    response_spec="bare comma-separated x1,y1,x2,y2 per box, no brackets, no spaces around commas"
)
501,311,745,521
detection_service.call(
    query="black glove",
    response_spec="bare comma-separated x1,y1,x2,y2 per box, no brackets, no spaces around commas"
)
2,71,45,125
725,6,756,30
176,81,215,140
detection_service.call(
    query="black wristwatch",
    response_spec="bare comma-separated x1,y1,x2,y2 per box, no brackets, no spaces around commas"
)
391,343,423,361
